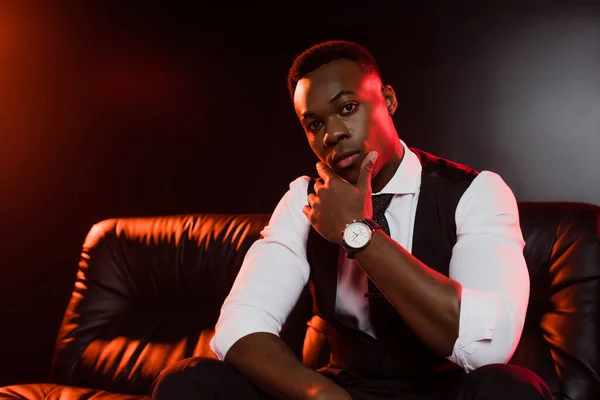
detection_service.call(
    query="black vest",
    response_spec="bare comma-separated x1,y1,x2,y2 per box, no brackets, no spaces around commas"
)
306,148,479,379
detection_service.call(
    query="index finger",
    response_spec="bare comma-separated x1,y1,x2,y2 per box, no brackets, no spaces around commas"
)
316,162,339,182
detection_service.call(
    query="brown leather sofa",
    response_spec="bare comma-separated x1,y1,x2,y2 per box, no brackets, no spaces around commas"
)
0,202,598,399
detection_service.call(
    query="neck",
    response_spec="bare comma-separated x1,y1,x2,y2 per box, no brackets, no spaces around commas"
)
371,140,404,193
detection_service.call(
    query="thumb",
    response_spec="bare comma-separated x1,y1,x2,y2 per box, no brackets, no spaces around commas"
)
357,151,378,191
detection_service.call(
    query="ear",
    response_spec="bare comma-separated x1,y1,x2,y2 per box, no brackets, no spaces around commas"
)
382,84,398,116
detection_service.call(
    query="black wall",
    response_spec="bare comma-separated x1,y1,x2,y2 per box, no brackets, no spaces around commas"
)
0,3,598,385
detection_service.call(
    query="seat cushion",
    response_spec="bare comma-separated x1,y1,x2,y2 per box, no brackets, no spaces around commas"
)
0,383,148,399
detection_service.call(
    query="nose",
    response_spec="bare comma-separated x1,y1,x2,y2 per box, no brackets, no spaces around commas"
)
322,118,349,147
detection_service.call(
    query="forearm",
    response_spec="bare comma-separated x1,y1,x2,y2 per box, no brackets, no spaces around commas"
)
225,332,351,400
355,230,462,356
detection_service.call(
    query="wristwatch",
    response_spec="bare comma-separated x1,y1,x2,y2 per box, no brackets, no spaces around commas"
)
341,219,381,259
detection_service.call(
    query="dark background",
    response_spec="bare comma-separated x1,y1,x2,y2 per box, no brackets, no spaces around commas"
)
0,2,598,386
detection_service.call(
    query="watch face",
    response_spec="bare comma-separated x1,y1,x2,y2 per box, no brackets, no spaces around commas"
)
343,221,372,249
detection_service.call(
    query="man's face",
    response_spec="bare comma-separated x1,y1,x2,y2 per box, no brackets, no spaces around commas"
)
294,59,397,184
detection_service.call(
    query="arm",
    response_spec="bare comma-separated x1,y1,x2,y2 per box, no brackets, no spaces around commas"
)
356,171,528,368
446,171,529,370
210,176,350,400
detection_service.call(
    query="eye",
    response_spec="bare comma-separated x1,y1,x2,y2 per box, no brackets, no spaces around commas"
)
307,120,323,132
340,102,358,116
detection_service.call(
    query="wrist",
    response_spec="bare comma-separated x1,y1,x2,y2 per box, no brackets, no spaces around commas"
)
341,218,381,259
353,228,384,259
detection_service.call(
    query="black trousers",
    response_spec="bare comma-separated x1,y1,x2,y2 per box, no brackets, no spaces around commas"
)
150,357,552,400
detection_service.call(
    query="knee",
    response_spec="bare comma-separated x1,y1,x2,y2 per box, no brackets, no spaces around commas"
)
461,364,551,399
151,357,226,399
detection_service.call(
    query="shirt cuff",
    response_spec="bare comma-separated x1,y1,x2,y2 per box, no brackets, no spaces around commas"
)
448,287,501,371
209,306,281,360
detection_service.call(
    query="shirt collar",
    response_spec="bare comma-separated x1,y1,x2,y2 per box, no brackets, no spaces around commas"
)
373,139,421,195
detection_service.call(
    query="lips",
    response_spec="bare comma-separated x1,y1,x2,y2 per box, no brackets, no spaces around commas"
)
333,150,361,169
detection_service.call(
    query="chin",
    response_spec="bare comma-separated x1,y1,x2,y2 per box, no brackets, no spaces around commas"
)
336,167,360,184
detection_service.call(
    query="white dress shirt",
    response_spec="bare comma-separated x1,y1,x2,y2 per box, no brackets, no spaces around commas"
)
210,140,530,373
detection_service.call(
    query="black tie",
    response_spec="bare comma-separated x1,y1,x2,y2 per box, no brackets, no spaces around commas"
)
366,193,394,297
366,193,397,338
371,194,394,237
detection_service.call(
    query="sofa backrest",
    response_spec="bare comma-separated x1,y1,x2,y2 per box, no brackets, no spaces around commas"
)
50,202,600,399
510,202,600,400
50,214,313,395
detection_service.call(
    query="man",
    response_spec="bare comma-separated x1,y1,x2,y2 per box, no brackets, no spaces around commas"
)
151,40,551,399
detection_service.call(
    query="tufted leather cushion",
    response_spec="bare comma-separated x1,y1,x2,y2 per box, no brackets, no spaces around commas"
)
46,214,312,396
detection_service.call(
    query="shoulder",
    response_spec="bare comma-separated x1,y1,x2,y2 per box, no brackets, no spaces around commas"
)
274,175,311,209
465,171,518,208
261,176,312,239
288,175,311,196
457,170,520,224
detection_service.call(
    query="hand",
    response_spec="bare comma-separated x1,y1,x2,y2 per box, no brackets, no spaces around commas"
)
303,151,378,244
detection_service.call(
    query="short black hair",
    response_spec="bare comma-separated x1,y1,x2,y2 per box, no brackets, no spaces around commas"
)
287,40,381,99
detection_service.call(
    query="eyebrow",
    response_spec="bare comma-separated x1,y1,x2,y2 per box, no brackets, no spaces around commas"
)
301,89,357,120
329,89,356,104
